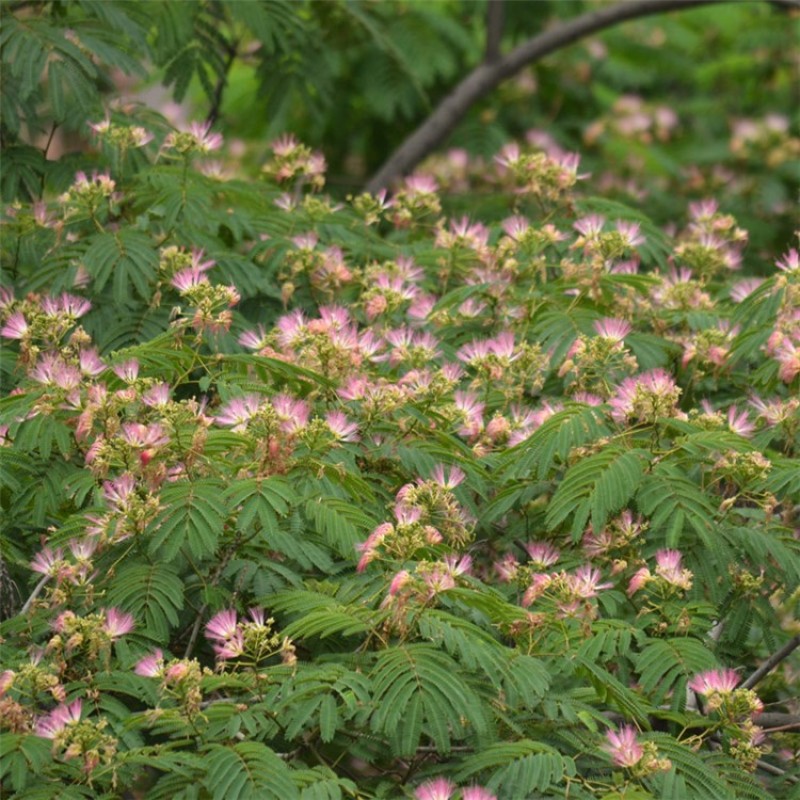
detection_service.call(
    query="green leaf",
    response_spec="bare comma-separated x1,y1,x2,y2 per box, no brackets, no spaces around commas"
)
204,742,299,800
148,479,227,561
454,740,574,796
105,563,184,643
546,447,647,539
370,644,489,756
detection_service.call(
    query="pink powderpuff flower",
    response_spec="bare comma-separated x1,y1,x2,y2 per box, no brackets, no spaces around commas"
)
239,324,270,351
524,542,560,568
627,567,651,597
113,359,139,383
776,248,799,273
430,464,465,489
120,422,169,449
41,293,92,318
205,609,239,643
615,220,645,248
102,473,137,511
30,547,66,578
35,699,83,738
171,266,210,293
324,411,359,442
454,391,485,439
776,339,800,383
272,393,310,433
187,121,223,152
442,554,472,577
247,607,268,628
730,278,764,303
0,670,14,696
654,549,693,591
523,573,553,605
462,788,498,800
688,669,740,696
214,394,263,431
726,405,755,437
605,725,645,768
1,311,29,339
573,214,606,240
567,565,613,598
102,608,135,640
495,553,519,583
134,649,164,677
386,570,411,597
142,383,171,408
78,348,106,376
415,777,456,800
593,317,632,342
356,522,394,572
214,629,246,660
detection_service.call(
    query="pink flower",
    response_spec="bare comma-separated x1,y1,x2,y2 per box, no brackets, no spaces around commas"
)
654,549,693,591
113,359,139,382
356,522,393,572
31,547,66,578
1,311,29,339
324,411,359,442
776,248,799,273
272,394,310,433
0,670,14,696
567,565,613,598
387,570,411,596
593,317,632,342
142,383,171,408
134,649,164,677
171,266,210,293
462,788,497,800
102,473,137,511
187,121,223,152
430,464,465,489
726,405,755,437
627,567,651,597
205,609,239,642
102,608,135,639
214,394,263,431
35,699,83,738
605,725,645,768
239,324,270,351
214,629,246,660
120,422,169,449
415,777,455,800
688,669,740,696
524,542,560,568
78,348,105,376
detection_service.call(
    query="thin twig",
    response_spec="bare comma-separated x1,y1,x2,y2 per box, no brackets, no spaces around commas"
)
20,575,49,615
365,0,800,192
742,634,800,690
205,38,240,127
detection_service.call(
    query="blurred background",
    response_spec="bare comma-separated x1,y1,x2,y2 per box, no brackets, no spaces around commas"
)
3,0,799,263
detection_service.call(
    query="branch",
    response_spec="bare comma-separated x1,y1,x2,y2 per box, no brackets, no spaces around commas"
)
365,0,799,192
205,38,239,128
742,633,800,690
485,0,504,63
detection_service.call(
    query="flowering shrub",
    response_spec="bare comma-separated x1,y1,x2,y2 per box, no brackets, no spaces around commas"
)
1,110,799,800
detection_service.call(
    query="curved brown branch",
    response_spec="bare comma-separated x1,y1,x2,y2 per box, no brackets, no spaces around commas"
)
365,0,799,192
742,633,800,690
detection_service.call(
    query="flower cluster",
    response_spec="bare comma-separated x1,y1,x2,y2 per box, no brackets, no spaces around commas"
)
262,133,326,190
203,607,295,667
